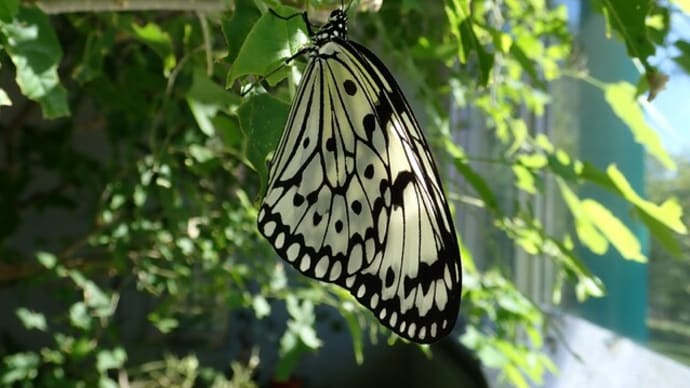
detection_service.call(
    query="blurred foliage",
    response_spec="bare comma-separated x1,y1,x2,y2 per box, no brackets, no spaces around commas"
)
647,158,690,365
0,0,688,387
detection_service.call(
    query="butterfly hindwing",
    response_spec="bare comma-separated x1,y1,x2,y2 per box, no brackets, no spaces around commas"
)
257,9,462,344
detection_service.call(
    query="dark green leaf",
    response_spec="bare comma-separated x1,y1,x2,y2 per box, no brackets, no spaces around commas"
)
130,22,176,75
453,158,500,212
0,0,19,22
510,43,545,89
221,0,261,64
73,29,115,83
599,0,655,60
239,93,290,192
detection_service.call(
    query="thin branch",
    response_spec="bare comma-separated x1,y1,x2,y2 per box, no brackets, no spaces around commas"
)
33,0,233,14
196,11,213,75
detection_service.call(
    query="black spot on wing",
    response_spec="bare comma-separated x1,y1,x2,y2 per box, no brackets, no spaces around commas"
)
343,79,357,95
363,114,376,139
385,267,395,287
351,200,362,214
326,137,336,151
364,164,374,179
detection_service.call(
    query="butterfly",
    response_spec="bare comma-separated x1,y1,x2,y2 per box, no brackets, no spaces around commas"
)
256,4,462,344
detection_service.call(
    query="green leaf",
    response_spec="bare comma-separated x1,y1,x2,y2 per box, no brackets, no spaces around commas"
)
340,306,364,364
0,87,12,106
73,29,115,83
510,39,546,89
275,295,321,381
69,302,92,330
239,93,290,190
575,276,606,301
221,0,261,64
1,352,39,384
148,312,179,333
130,22,176,76
581,199,647,262
604,82,675,170
55,333,95,359
275,330,306,382
227,6,308,86
445,0,493,85
513,165,538,194
252,295,271,319
0,7,69,118
0,0,19,22
16,308,47,331
447,143,499,211
186,68,241,136
646,6,670,46
36,251,57,268
600,0,655,60
673,40,690,74
96,348,127,372
557,179,608,255
99,377,119,388
607,165,687,234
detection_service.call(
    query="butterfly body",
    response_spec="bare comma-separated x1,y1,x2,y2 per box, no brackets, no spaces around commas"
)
257,8,462,344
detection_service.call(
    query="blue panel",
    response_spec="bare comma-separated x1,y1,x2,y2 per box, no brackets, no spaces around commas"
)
575,2,649,342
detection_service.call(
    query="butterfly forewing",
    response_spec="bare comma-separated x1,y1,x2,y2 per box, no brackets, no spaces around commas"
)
257,9,461,344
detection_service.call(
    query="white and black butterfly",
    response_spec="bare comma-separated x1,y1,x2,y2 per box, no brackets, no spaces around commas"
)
256,5,462,344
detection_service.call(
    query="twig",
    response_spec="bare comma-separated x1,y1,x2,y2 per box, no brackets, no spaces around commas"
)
33,0,232,14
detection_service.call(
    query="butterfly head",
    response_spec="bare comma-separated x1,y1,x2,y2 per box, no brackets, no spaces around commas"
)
313,8,348,44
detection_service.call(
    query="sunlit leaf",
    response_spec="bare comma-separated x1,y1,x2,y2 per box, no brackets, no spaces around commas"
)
607,165,687,234
227,6,308,86
69,302,92,330
581,199,647,262
252,295,271,319
0,7,69,118
604,82,674,169
96,348,127,372
670,0,690,14
0,352,39,384
556,179,608,255
16,308,47,331
36,251,57,269
0,88,10,106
